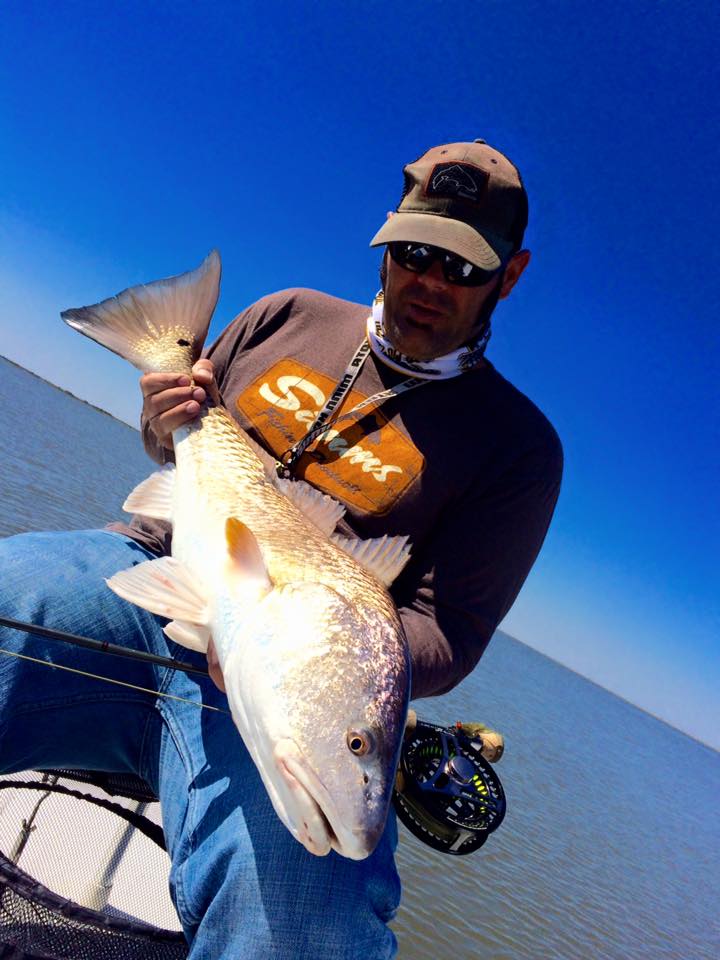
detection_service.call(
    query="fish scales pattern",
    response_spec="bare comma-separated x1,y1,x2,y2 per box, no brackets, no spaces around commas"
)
176,405,400,622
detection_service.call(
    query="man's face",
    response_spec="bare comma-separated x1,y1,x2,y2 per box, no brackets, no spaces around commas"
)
381,249,504,360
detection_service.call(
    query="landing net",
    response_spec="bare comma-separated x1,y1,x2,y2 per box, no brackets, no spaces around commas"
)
0,770,187,959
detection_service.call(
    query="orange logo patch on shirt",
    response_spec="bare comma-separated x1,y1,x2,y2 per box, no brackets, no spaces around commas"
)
236,359,425,515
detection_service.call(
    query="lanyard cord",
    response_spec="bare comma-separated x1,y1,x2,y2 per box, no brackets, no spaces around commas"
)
276,339,428,477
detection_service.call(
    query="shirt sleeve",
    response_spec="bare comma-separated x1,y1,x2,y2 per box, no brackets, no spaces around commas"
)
391,437,563,700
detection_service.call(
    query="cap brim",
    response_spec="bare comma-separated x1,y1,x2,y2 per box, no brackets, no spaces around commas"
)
369,212,511,270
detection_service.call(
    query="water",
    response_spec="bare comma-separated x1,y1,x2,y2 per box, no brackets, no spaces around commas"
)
0,357,150,537
1,355,718,959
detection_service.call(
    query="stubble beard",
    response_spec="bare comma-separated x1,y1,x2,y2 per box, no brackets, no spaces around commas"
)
381,268,504,360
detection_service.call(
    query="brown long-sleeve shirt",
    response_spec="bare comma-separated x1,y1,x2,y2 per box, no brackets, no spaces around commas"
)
109,289,563,699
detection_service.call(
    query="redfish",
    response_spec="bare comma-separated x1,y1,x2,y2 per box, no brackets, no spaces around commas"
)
62,252,411,859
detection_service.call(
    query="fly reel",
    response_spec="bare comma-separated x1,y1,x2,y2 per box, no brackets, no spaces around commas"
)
393,718,506,855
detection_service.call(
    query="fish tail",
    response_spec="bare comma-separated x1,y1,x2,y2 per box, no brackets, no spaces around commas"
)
61,250,221,374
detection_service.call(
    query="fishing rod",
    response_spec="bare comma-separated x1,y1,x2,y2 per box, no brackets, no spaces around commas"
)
0,615,228,714
0,616,209,678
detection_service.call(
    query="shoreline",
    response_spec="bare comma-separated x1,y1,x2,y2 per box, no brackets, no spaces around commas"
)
497,630,718,756
0,354,138,432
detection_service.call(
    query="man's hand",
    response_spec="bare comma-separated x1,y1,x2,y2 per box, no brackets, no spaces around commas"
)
460,723,504,762
140,360,217,451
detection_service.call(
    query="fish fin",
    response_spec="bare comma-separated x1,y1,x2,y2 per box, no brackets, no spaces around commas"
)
107,557,209,623
331,534,412,586
163,619,211,653
61,251,221,374
122,464,176,520
274,477,346,535
225,518,273,592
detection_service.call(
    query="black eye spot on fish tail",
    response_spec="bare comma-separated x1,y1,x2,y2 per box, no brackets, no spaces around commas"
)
177,338,190,346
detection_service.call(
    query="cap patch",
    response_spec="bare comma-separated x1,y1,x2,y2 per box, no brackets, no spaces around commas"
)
426,163,488,203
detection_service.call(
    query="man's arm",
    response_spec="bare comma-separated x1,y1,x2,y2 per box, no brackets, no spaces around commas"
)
392,439,563,699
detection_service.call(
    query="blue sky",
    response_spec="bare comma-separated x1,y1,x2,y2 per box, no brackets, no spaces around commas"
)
1,1,718,747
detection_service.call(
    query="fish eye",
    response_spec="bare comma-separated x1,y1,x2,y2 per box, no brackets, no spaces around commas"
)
346,729,375,757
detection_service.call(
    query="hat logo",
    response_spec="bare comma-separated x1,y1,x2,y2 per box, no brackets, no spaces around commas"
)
427,163,488,202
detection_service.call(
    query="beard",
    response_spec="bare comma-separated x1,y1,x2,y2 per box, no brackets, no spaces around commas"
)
379,253,504,354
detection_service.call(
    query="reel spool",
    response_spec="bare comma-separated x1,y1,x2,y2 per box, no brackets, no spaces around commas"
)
393,718,506,855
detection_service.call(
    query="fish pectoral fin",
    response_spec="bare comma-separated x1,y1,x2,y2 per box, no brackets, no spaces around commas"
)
225,518,272,591
107,557,209,623
122,464,176,520
331,534,412,586
163,619,211,653
274,478,346,535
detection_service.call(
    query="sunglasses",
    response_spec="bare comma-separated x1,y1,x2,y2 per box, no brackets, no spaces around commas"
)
387,241,502,287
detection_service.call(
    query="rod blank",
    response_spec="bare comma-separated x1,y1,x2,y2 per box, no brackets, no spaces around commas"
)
0,616,209,678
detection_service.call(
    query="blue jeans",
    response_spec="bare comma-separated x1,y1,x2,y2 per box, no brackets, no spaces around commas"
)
0,530,400,958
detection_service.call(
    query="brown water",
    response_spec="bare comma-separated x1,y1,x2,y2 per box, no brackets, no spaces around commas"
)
1,356,718,959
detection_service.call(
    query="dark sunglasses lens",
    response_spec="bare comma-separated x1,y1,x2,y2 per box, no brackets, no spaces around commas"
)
443,253,498,287
389,242,435,272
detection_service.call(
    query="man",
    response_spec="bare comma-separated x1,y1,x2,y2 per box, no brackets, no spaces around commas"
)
0,139,562,958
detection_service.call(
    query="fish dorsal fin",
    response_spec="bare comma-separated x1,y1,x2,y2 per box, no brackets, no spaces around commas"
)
107,557,209,624
225,518,272,592
163,619,211,654
123,464,176,520
274,477,346,535
331,534,412,586
61,251,221,375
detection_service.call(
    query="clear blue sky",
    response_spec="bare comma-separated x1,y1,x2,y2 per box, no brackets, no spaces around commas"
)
1,1,718,747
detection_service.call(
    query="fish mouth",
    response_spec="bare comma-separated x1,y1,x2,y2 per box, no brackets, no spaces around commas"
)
273,739,374,861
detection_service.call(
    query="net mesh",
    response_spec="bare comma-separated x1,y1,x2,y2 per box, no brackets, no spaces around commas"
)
0,771,187,960
44,771,160,805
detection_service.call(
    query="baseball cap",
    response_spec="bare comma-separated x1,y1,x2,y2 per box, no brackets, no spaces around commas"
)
369,139,528,271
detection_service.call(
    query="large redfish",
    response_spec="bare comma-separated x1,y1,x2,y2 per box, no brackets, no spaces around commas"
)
62,251,410,860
